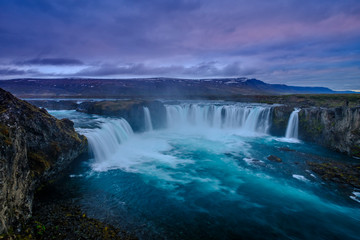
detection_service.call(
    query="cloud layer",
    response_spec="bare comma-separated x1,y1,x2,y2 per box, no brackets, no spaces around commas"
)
16,58,84,66
0,0,359,90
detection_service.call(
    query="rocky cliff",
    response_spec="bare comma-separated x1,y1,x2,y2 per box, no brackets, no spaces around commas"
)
0,88,87,234
298,107,360,158
270,106,360,158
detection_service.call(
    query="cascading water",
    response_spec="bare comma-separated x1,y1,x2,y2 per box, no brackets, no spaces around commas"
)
165,103,271,134
143,107,153,131
48,107,360,240
85,118,134,162
285,108,300,139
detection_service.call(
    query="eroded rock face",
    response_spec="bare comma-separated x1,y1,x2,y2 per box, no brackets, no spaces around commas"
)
298,107,360,158
0,88,87,233
269,106,293,136
270,105,360,158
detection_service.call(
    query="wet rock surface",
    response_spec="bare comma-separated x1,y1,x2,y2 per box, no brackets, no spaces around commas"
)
267,155,282,163
307,161,360,189
277,147,296,152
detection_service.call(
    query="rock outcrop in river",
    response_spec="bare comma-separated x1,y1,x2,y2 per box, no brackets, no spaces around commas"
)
0,88,87,234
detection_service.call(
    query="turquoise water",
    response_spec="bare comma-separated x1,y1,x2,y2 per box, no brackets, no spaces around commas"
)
49,108,360,240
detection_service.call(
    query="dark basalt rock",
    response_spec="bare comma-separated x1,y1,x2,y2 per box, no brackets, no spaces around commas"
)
267,155,282,163
277,147,296,152
0,88,87,234
270,105,360,159
307,161,360,189
269,106,293,136
298,107,360,158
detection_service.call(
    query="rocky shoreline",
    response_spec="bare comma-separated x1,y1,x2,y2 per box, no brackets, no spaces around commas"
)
1,198,137,240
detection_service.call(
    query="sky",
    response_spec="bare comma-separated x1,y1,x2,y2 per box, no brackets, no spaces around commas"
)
0,0,359,90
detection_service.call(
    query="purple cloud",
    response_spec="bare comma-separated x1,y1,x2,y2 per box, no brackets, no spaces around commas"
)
0,0,359,90
16,58,84,66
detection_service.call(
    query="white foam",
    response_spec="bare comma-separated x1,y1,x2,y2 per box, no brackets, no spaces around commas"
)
350,191,360,203
243,157,264,166
275,137,301,143
69,174,83,178
90,132,181,172
86,118,134,163
292,174,309,182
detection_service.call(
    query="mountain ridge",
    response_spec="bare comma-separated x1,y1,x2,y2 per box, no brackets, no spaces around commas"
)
0,77,353,98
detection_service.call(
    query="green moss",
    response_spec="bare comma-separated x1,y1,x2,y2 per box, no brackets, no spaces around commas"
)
94,100,143,112
308,161,360,188
0,124,12,146
299,115,324,139
50,141,61,157
28,151,51,174
351,145,360,157
55,119,83,143
0,124,9,136
34,221,46,235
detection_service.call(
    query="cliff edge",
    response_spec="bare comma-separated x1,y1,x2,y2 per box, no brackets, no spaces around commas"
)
271,106,360,158
0,88,87,233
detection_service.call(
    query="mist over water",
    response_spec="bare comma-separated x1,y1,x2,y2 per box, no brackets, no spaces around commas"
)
49,103,360,240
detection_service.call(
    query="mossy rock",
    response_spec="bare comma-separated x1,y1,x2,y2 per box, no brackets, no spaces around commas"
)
308,161,360,188
28,151,51,174
351,145,360,158
267,155,282,163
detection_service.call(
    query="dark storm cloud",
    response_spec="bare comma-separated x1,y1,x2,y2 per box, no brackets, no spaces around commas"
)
0,0,359,89
0,67,39,76
16,58,84,66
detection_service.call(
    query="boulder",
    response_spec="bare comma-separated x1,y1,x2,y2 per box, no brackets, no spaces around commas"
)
267,155,282,163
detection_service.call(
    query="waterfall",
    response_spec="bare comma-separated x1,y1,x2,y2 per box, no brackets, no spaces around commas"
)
85,118,134,161
143,107,153,131
165,104,272,134
285,108,300,139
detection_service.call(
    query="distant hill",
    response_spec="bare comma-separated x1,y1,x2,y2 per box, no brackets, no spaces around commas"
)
0,77,352,98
